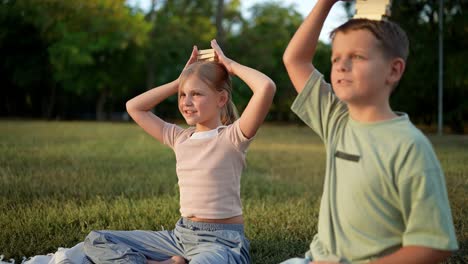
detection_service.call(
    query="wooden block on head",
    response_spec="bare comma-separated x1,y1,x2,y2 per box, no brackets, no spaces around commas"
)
198,49,214,55
198,53,215,60
197,49,217,62
354,0,392,20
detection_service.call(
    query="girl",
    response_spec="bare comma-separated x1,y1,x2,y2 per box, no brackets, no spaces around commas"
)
83,39,276,264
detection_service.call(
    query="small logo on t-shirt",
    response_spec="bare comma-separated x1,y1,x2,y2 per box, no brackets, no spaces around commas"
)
335,151,360,162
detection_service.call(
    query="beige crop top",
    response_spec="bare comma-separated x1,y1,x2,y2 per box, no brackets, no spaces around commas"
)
162,120,253,219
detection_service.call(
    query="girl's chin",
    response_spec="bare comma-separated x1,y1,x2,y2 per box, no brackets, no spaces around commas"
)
184,119,197,126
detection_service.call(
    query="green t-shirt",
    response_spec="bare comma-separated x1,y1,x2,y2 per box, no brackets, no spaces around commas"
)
291,70,458,263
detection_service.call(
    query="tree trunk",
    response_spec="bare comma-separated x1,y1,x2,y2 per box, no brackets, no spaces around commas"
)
216,0,225,46
146,0,158,89
43,83,56,120
96,89,109,121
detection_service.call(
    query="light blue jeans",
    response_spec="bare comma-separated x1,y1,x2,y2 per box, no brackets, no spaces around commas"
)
83,218,250,264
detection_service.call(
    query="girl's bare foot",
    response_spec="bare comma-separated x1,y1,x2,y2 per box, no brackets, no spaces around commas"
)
170,256,187,264
147,256,186,264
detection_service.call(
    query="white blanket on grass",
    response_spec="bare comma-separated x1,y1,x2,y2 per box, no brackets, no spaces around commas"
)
1,242,85,264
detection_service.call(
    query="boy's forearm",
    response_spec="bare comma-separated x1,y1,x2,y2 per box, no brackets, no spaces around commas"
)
126,79,179,112
369,246,452,264
283,0,336,65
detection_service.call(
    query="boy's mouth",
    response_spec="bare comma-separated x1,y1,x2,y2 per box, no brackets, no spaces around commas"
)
337,79,352,84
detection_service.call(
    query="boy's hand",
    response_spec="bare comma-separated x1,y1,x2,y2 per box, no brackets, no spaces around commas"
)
210,39,236,75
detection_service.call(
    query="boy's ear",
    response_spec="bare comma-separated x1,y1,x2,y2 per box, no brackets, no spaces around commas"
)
217,90,228,108
387,58,406,86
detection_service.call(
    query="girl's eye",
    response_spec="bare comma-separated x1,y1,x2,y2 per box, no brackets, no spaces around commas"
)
193,92,201,96
179,93,185,98
331,57,339,63
352,54,364,60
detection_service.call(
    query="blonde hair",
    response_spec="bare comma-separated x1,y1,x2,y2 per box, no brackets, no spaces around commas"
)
179,61,239,125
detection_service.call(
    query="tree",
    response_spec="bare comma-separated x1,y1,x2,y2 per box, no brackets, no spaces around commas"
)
229,2,329,121
137,0,243,120
390,0,467,133
0,1,54,118
0,0,151,119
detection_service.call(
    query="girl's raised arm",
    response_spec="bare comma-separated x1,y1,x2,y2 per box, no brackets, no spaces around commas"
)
211,39,276,139
126,46,198,143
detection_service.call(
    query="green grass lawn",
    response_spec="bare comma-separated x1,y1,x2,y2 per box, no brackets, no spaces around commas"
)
0,121,466,263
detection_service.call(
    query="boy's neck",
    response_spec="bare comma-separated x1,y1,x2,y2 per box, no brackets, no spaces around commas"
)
348,103,398,123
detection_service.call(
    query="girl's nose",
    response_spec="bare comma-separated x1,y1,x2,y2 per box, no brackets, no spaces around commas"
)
182,95,193,106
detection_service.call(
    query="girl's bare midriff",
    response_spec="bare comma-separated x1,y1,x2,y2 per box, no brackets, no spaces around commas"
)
188,214,243,224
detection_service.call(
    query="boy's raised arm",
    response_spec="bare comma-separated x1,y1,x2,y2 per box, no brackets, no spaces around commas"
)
283,0,338,93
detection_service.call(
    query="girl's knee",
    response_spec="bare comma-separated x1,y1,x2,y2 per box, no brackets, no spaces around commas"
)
189,251,231,264
84,230,109,247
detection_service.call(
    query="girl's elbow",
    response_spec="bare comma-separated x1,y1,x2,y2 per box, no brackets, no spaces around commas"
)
266,80,276,95
126,100,138,114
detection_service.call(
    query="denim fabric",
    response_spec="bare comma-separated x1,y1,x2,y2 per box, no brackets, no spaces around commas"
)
83,218,250,264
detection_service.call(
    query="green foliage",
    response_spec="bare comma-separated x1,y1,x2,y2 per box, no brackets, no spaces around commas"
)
0,0,151,118
0,121,466,263
389,0,468,132
228,2,316,121
0,0,466,130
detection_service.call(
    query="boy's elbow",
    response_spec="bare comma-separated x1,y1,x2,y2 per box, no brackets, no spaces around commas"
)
282,52,293,67
283,50,315,70
283,49,305,66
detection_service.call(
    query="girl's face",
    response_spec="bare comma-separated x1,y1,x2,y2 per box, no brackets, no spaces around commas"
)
178,75,226,130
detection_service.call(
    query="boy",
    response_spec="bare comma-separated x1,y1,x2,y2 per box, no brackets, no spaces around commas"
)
281,0,458,263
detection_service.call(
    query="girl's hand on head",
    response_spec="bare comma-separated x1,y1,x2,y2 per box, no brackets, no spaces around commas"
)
177,46,198,82
211,39,235,75
183,45,199,71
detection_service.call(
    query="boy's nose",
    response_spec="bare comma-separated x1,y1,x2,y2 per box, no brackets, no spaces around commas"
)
337,59,351,72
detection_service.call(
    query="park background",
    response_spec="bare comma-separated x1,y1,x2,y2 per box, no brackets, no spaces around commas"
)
0,0,467,263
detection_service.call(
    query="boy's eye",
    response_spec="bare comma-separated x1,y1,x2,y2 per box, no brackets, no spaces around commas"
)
331,57,339,63
352,54,365,60
179,93,186,98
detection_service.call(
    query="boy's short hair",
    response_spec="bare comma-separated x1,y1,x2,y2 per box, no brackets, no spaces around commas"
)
330,19,409,62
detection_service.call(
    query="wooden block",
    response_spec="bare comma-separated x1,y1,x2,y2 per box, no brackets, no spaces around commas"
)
198,49,214,55
203,57,216,62
354,0,392,20
198,53,215,60
197,49,217,62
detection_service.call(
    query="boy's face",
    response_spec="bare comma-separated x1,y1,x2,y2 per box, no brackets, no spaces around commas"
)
331,29,393,106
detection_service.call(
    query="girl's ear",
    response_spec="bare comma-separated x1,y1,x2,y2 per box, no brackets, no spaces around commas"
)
217,90,228,108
